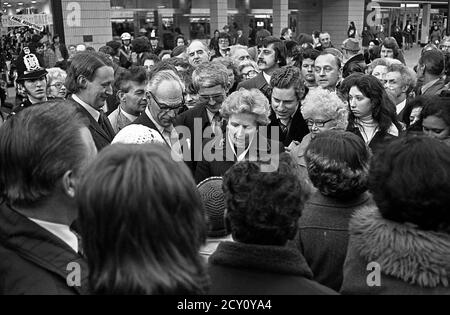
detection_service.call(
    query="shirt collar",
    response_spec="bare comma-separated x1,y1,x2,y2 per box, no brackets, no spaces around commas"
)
119,106,139,122
421,78,440,94
72,94,100,122
396,98,407,115
262,71,271,85
28,218,78,253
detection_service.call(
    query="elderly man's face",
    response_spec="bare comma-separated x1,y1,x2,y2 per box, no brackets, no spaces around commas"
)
232,48,251,63
385,71,407,104
197,85,227,114
187,42,209,67
147,80,184,128
314,54,341,90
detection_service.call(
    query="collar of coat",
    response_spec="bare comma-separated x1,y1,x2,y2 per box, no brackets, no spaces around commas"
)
349,205,450,288
209,241,313,278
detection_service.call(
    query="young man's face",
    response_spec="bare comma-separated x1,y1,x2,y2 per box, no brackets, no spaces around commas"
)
23,77,47,102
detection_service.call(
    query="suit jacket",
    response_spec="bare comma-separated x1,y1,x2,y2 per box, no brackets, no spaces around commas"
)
268,106,310,147
237,72,272,101
194,133,284,184
68,97,115,151
422,78,448,96
0,202,89,295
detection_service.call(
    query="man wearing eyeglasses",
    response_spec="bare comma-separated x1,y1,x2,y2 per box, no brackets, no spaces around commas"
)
12,47,49,115
132,70,186,161
175,63,229,172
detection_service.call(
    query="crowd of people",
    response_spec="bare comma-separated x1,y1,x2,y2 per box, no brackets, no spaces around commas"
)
0,21,450,295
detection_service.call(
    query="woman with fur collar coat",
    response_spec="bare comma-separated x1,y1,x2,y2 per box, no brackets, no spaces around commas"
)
341,136,450,294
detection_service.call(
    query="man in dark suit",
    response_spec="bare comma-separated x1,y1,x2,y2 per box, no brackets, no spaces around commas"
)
132,70,189,164
0,100,97,294
175,62,229,171
385,63,417,122
269,66,309,148
65,52,116,151
237,36,287,101
417,50,448,96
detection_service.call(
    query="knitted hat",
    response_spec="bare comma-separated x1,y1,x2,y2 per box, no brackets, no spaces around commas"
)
197,177,228,238
112,124,165,145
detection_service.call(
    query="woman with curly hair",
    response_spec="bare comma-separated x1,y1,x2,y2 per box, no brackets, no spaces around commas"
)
208,154,336,294
341,136,450,294
346,74,401,154
293,130,372,291
379,37,406,64
194,88,283,183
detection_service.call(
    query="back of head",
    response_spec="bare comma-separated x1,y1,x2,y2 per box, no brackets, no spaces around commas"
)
419,50,445,76
305,130,370,200
77,144,208,294
0,100,91,206
66,51,113,94
369,135,450,232
222,153,308,246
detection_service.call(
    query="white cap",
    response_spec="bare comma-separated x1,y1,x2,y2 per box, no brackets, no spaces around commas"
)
112,124,165,145
76,44,86,52
121,32,131,40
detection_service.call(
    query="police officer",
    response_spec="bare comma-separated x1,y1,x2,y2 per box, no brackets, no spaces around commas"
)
119,32,132,68
12,47,49,115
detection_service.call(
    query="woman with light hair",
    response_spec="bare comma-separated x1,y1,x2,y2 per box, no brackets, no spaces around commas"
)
289,88,349,168
367,58,401,85
212,57,239,93
195,88,283,183
46,67,67,99
237,59,260,82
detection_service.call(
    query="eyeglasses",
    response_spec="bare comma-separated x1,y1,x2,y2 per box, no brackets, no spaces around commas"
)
306,119,333,127
50,82,65,89
242,70,258,79
198,93,225,103
147,91,185,112
218,39,229,44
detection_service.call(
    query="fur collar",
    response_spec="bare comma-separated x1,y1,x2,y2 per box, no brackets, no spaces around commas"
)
209,241,313,279
349,205,450,288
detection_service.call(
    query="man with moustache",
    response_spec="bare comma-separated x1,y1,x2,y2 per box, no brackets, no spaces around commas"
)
187,40,211,68
314,52,342,92
108,66,148,133
237,36,287,101
12,47,49,114
269,66,309,147
175,63,229,171
65,52,116,151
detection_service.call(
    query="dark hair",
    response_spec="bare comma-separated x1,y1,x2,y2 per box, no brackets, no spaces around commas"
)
131,37,151,54
65,52,114,94
77,144,208,294
369,136,450,232
293,47,320,68
261,36,287,67
98,45,114,57
420,96,450,127
140,52,160,66
343,61,366,78
348,74,401,135
319,51,342,71
175,35,185,46
301,47,321,61
222,153,308,246
270,66,305,101
381,37,406,64
285,40,300,58
113,66,147,94
0,100,90,206
281,27,290,37
305,131,370,199
402,95,429,127
218,32,232,43
419,50,445,76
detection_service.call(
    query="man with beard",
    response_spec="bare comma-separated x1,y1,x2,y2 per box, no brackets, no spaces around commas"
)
108,66,148,133
12,47,49,115
187,40,211,68
132,70,187,162
175,63,229,172
65,52,116,151
384,63,417,123
237,36,286,101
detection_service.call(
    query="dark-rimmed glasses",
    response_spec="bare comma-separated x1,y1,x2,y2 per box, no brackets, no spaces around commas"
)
306,118,333,127
147,91,185,113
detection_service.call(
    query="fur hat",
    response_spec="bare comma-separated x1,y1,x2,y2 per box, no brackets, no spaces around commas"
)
197,177,228,238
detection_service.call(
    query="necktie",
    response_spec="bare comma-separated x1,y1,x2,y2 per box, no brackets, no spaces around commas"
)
98,110,114,139
212,112,223,136
164,126,183,159
280,121,288,138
